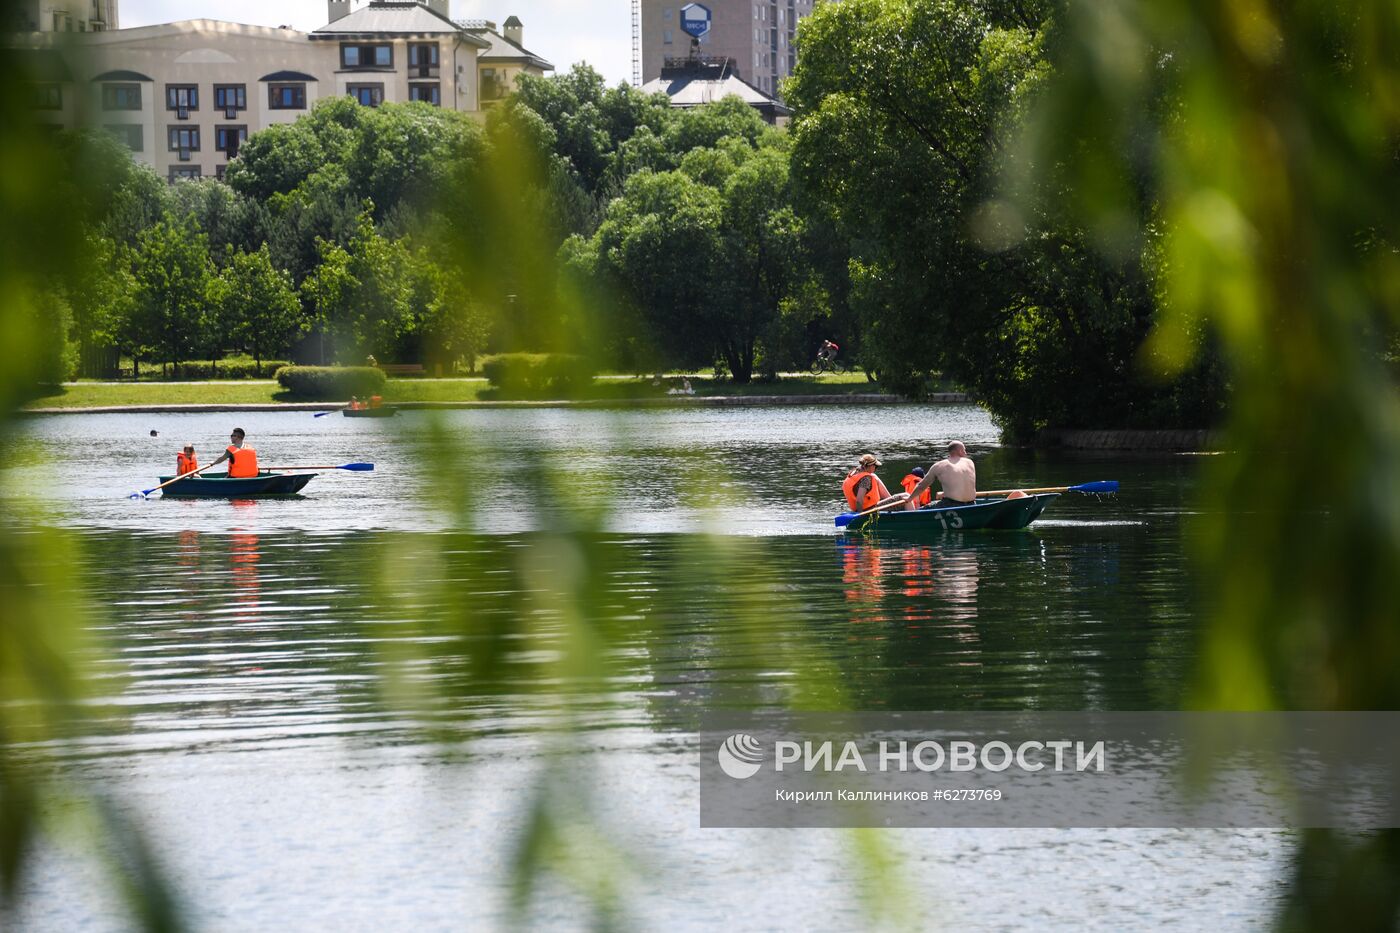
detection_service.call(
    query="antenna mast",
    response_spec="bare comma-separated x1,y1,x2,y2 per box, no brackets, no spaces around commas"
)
631,0,641,85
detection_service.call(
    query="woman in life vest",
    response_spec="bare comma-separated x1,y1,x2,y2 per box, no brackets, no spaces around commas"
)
900,466,933,509
842,453,905,513
176,445,199,477
207,427,260,478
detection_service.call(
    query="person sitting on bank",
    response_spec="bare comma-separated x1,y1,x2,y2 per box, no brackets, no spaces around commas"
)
176,444,199,477
904,441,977,508
207,428,260,478
900,466,933,509
842,453,908,514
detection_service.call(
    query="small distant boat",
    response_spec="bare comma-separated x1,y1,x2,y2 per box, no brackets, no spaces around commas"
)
343,406,397,418
155,471,317,498
840,493,1059,533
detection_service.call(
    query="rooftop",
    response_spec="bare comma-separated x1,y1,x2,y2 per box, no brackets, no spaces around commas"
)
455,19,552,70
641,59,791,117
313,1,476,38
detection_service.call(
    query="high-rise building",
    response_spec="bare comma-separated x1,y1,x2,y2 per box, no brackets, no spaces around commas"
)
638,0,817,98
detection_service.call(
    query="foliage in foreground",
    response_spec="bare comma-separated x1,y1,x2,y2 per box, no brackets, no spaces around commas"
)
1023,0,1400,922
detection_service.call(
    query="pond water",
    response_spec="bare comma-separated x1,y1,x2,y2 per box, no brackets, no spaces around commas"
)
7,405,1287,930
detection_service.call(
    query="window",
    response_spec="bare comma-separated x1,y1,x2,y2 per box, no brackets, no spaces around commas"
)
341,43,392,69
33,84,63,110
347,83,384,107
408,43,439,77
664,6,673,18
168,165,202,183
167,126,200,158
102,82,141,110
268,83,306,110
105,123,142,151
214,84,246,117
215,125,246,158
215,164,228,181
166,84,198,117
663,29,673,44
409,83,440,106
481,68,505,101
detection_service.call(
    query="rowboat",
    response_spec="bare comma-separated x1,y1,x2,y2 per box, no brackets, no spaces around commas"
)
343,407,396,418
155,471,317,497
840,493,1059,533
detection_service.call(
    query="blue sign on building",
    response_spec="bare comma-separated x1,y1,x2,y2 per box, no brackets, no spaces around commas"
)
680,2,712,40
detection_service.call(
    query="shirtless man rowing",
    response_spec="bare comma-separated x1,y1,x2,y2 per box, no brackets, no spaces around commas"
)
903,441,976,509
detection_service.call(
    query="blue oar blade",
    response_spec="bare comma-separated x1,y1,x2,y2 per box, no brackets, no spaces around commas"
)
1069,480,1119,494
313,411,334,418
834,513,856,528
338,462,375,471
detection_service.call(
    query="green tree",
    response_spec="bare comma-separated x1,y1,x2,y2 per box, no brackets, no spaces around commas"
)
300,237,357,365
719,146,813,381
585,170,728,373
301,212,412,361
214,245,305,367
65,234,136,377
129,215,213,374
786,0,1224,436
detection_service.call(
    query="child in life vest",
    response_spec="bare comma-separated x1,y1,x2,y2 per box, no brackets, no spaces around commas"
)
176,445,198,477
901,466,933,508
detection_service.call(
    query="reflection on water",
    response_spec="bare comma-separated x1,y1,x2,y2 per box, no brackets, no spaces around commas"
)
59,520,1189,760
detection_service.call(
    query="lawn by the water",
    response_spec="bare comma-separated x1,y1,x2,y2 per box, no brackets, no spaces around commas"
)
26,372,887,409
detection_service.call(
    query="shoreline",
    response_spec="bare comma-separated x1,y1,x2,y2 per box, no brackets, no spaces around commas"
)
21,393,972,415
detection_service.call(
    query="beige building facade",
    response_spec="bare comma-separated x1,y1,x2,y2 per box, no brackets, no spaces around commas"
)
17,1,551,182
9,0,118,33
639,0,816,98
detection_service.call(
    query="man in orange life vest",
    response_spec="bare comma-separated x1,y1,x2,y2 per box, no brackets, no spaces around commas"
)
176,444,199,477
842,453,908,514
206,427,260,478
900,466,933,509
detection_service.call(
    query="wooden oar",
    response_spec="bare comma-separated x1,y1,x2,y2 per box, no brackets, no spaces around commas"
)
130,462,215,499
956,480,1120,499
259,462,375,472
834,494,911,528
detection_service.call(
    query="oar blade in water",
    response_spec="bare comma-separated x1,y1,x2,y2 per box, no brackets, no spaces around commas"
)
1070,480,1119,494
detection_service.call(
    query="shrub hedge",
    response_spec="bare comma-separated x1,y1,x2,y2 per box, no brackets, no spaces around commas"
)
480,353,595,399
173,359,290,380
275,366,386,399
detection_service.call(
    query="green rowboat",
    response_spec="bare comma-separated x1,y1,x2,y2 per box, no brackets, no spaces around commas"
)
155,471,317,497
840,493,1059,534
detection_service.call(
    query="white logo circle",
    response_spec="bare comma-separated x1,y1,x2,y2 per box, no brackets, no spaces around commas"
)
717,733,764,779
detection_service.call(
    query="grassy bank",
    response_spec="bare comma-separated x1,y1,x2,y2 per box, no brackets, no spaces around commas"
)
26,372,891,410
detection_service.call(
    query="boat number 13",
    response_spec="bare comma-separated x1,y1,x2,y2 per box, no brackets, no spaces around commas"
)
934,510,964,530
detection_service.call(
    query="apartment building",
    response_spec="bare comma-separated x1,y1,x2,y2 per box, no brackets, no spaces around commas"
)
15,1,551,182
639,0,817,97
8,0,118,33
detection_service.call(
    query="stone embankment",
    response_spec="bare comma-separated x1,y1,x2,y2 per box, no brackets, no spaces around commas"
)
1035,429,1222,451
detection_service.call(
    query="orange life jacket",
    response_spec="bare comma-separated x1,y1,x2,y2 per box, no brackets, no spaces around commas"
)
177,453,198,476
369,395,383,409
226,444,259,478
843,470,885,511
901,474,932,506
